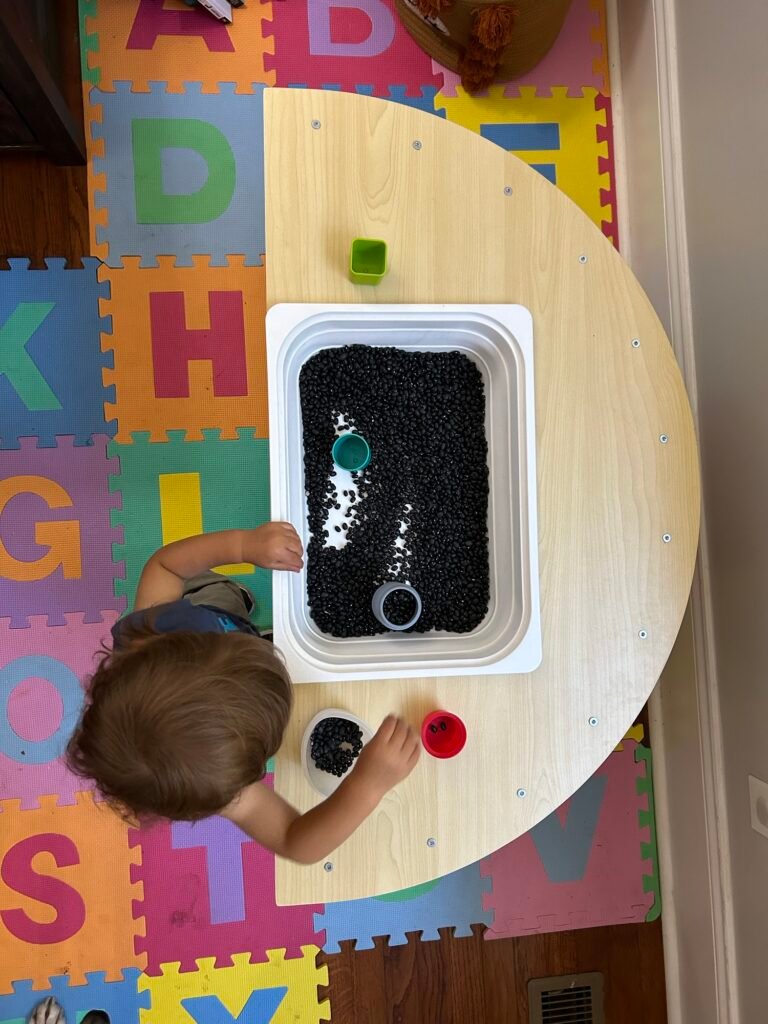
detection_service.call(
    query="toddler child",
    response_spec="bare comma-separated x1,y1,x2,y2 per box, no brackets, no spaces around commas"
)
67,524,419,862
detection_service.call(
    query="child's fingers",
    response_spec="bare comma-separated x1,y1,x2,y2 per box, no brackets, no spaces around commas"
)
273,529,303,556
376,714,399,742
277,545,303,564
277,522,302,544
283,530,302,544
274,556,303,571
407,745,421,769
269,525,302,552
397,721,417,752
389,716,410,749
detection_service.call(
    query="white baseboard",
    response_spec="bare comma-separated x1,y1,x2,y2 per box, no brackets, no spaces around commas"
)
607,1,739,1021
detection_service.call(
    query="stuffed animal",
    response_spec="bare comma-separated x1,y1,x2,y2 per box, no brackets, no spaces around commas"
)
396,0,573,93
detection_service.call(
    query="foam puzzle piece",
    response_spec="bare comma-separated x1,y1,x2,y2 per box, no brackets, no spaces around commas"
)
79,0,100,87
181,988,288,1023
82,0,274,94
588,0,611,100
636,743,661,921
0,258,115,449
290,81,446,117
264,0,441,96
595,92,618,247
109,430,272,628
129,787,322,974
0,969,149,1024
315,860,492,953
529,162,557,184
0,612,117,809
480,740,654,938
615,723,644,751
100,257,269,442
138,948,330,1023
440,86,611,236
0,435,125,628
90,82,265,267
0,792,143,993
354,83,445,116
432,0,608,99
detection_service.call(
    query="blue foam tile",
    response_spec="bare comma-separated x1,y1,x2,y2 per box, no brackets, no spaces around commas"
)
480,121,561,150
314,860,492,953
531,163,558,184
382,85,446,118
0,970,149,1024
91,82,265,268
0,259,114,449
285,83,445,116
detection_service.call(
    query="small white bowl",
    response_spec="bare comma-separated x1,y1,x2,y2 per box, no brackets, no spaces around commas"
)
301,707,373,797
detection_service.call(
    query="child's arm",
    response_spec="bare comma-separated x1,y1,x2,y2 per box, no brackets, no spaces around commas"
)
222,715,420,864
134,523,303,610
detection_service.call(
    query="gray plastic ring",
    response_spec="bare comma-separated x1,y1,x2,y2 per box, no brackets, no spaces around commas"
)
371,582,422,631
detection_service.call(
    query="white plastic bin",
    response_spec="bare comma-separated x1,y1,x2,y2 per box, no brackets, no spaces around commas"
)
266,304,541,682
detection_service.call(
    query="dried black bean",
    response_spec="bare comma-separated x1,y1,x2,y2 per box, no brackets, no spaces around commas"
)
300,345,489,637
310,716,364,777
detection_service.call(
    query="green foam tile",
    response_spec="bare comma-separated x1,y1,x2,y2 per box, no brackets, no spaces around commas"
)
635,742,661,922
78,0,101,86
108,431,273,630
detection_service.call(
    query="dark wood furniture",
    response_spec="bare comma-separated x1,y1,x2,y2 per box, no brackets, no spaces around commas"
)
0,0,85,165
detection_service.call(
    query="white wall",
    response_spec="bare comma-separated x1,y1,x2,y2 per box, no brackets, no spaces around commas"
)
672,0,768,1018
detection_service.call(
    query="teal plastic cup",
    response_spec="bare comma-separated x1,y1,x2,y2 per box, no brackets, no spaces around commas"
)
332,432,371,472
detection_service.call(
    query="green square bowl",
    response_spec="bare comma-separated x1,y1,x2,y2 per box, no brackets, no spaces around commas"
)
350,238,388,285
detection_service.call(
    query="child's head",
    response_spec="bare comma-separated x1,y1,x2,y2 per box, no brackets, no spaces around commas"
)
67,626,293,821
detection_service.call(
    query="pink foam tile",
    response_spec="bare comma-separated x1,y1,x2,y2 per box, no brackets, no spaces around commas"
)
131,779,323,973
434,0,605,99
481,741,653,939
596,92,619,248
265,0,441,96
0,613,117,808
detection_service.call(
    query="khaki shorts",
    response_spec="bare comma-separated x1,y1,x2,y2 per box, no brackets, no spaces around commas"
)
182,571,255,621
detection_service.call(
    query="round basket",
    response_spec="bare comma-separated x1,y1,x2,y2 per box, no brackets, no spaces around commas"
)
396,0,573,91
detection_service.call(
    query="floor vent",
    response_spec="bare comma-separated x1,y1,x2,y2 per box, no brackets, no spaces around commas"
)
528,972,605,1024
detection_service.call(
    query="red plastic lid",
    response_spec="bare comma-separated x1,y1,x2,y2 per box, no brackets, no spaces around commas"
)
421,710,467,759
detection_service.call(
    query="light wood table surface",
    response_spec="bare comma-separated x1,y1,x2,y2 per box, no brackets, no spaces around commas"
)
264,88,700,906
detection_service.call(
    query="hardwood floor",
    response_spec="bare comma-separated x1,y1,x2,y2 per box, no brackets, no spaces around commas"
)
319,921,668,1023
0,156,87,266
0,5,668,1021
0,0,86,267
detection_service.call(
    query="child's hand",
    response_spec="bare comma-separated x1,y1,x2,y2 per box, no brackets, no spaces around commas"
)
245,523,304,571
352,715,420,797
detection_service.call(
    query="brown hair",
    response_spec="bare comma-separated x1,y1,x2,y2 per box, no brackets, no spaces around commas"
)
67,622,293,822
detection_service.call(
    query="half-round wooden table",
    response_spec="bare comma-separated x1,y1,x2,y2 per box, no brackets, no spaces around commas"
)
264,88,700,906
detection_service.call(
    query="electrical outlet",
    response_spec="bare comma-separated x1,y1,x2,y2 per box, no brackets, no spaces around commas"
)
748,775,768,839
